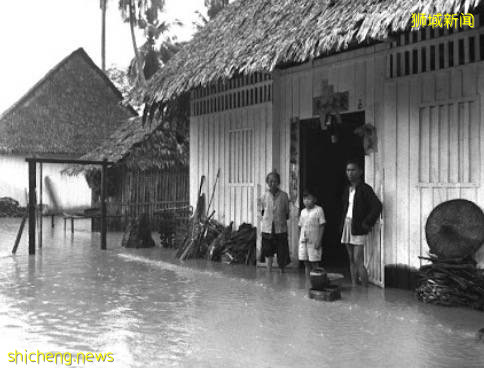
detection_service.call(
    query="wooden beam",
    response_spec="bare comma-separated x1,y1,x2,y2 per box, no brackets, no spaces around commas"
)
28,160,36,255
100,160,107,250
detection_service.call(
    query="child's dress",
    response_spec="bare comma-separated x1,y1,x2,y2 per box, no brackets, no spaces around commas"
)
298,205,326,262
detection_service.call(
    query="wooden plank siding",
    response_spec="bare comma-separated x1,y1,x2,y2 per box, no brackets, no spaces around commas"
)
190,78,273,248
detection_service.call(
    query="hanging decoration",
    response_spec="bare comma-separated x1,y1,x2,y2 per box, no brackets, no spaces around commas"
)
354,123,378,155
312,80,348,143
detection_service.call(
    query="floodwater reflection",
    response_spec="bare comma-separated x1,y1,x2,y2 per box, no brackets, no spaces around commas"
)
0,217,483,367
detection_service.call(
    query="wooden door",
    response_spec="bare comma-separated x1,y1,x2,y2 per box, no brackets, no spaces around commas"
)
364,183,384,287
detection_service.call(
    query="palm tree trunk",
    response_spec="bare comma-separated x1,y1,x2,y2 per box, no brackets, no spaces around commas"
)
128,0,146,88
101,0,106,71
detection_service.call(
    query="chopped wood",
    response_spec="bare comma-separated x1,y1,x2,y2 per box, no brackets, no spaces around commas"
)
416,255,484,311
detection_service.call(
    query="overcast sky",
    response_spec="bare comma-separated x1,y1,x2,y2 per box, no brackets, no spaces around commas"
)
0,0,205,113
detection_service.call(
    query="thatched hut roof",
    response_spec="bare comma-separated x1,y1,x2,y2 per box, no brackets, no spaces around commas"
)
144,0,482,104
0,48,136,155
66,116,188,174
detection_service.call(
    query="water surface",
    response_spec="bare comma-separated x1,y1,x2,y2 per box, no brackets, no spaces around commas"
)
0,217,483,368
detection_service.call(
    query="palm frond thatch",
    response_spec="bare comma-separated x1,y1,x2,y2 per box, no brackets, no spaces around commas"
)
65,116,188,175
0,48,136,155
142,0,482,105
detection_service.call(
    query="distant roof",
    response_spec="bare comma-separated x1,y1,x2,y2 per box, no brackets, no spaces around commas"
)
66,116,188,174
0,48,137,155
144,0,482,104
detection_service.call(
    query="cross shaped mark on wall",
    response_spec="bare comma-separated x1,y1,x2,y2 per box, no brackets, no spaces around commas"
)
312,80,349,129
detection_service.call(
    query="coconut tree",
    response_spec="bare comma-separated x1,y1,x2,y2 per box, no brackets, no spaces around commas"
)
100,0,107,71
118,0,182,89
118,0,165,88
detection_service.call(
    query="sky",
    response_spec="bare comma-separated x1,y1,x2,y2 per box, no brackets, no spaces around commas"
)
0,0,205,113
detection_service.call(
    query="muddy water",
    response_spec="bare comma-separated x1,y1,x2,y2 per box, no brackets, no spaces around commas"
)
0,217,483,368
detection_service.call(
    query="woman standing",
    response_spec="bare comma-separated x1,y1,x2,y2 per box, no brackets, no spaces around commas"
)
260,171,291,273
340,160,382,287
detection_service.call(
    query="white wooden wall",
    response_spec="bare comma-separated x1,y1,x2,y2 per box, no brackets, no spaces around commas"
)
383,63,484,269
383,25,484,270
189,102,273,228
0,154,91,209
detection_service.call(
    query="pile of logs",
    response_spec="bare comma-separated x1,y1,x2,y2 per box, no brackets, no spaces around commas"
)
416,255,484,310
175,173,256,265
207,223,257,265
417,199,484,310
0,197,25,217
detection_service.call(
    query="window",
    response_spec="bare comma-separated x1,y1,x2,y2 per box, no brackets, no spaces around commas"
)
419,100,479,184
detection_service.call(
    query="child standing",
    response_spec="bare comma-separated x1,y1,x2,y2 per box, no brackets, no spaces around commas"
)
298,192,326,276
260,171,291,273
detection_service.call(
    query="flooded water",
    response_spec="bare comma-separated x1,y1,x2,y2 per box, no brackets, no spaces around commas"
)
0,217,483,368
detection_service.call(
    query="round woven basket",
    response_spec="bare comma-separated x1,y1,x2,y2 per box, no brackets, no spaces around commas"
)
425,199,484,259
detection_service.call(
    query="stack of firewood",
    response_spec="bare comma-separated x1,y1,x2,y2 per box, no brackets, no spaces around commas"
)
207,223,256,265
176,215,225,260
175,173,256,265
416,255,484,311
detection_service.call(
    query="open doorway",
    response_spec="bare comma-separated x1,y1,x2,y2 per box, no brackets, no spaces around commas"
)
299,112,365,268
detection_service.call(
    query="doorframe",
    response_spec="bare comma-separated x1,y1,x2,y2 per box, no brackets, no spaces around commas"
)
363,110,385,288
295,112,385,286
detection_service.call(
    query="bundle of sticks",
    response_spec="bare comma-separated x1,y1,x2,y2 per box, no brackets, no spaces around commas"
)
175,171,256,265
416,255,484,310
207,223,257,265
176,171,223,260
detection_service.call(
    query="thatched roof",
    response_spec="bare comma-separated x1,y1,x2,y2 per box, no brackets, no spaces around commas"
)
66,116,188,174
144,0,482,104
0,48,136,155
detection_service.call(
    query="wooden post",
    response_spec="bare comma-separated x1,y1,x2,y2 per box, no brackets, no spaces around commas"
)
101,160,107,250
39,163,43,248
101,0,106,72
28,160,36,255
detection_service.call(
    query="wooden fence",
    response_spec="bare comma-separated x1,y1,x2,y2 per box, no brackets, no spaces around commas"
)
120,166,189,224
94,167,190,231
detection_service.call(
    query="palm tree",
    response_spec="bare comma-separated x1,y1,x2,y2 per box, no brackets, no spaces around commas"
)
100,0,107,71
118,0,183,90
118,0,165,88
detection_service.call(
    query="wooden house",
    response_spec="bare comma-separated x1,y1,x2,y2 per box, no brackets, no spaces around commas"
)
143,0,484,287
0,48,136,210
68,116,189,230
